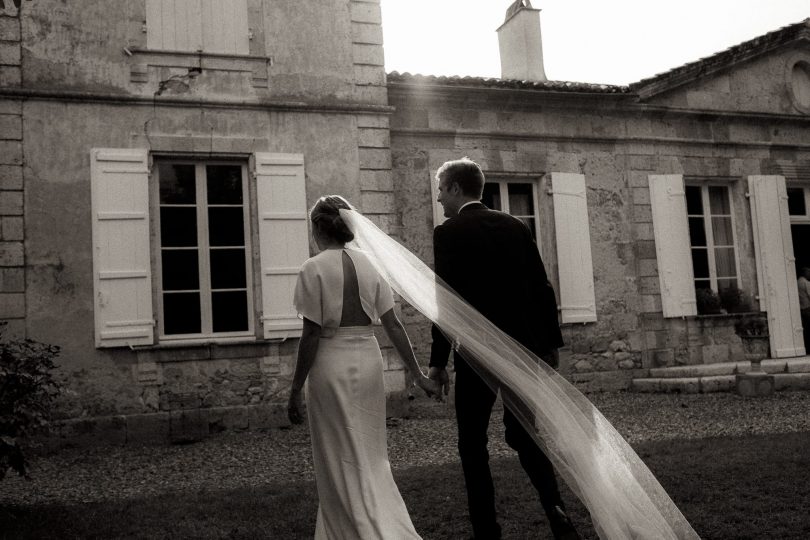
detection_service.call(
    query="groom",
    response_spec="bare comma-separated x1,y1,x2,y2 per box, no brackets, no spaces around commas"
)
429,158,580,540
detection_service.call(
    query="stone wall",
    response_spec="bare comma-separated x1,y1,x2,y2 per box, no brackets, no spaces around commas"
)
1,0,405,430
0,5,23,339
388,71,810,391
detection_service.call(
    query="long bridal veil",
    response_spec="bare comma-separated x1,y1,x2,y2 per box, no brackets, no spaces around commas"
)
340,209,699,540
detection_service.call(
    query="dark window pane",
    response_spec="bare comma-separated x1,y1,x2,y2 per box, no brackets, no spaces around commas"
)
210,249,246,289
163,292,201,335
206,165,243,204
715,247,737,277
788,188,806,216
508,183,534,215
160,207,198,247
692,248,709,279
482,183,501,211
212,291,248,332
712,217,734,246
685,185,703,215
717,278,739,292
159,164,196,204
161,249,199,290
708,186,730,215
694,279,711,290
688,217,707,247
208,207,245,246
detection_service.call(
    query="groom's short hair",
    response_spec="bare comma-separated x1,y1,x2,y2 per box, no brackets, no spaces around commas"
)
436,157,485,199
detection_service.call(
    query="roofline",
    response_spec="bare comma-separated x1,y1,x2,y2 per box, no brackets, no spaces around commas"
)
386,72,631,97
630,18,810,99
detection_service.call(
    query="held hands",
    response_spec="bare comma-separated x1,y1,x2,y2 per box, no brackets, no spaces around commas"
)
287,389,304,425
415,374,443,402
428,367,451,398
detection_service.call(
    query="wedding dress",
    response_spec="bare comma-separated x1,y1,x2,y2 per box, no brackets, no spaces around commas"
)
340,209,700,540
294,248,421,540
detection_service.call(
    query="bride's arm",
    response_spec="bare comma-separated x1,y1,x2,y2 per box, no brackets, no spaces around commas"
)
380,309,440,397
287,317,322,424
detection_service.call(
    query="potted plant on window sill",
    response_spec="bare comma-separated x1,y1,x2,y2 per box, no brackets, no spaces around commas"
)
734,315,770,373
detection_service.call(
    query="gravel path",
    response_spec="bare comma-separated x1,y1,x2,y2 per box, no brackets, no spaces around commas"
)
2,391,809,506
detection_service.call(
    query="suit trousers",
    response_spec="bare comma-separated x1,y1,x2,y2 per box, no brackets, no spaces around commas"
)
454,361,566,539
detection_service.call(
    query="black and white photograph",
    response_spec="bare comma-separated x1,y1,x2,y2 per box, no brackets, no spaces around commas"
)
1,0,809,538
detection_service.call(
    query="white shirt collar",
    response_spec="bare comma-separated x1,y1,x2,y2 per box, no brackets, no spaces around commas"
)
458,200,481,213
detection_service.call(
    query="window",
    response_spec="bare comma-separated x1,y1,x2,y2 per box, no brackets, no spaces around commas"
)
154,161,253,339
145,0,249,55
685,184,739,292
788,187,809,217
481,180,541,241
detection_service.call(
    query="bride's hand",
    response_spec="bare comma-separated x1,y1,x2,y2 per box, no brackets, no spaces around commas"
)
416,375,443,402
287,390,304,425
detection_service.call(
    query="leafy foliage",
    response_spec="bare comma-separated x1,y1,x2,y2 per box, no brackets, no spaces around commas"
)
1,322,61,480
695,288,723,315
718,286,753,314
734,315,769,337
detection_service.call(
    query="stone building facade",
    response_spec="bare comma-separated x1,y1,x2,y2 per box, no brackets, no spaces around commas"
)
0,0,402,441
388,15,810,392
1,0,809,441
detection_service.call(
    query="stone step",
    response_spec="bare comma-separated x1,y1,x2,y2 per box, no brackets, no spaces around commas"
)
632,357,810,393
647,356,810,379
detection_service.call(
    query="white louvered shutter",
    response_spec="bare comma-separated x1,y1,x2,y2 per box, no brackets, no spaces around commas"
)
748,175,805,357
146,0,249,55
648,174,697,318
551,173,597,323
90,149,155,347
254,153,309,340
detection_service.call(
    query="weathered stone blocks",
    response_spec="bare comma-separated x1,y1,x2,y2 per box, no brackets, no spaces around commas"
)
0,240,23,266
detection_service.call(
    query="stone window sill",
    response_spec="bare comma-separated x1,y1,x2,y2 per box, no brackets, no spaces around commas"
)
693,311,764,328
133,339,280,363
125,47,272,88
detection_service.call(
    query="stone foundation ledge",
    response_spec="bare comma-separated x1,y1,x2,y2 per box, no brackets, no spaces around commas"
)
35,392,414,450
570,369,648,393
647,357,810,379
631,372,810,393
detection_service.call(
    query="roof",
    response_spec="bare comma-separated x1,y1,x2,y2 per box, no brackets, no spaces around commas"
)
630,18,810,97
387,19,810,100
386,72,630,95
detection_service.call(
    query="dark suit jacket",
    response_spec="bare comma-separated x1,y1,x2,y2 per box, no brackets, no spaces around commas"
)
429,202,564,371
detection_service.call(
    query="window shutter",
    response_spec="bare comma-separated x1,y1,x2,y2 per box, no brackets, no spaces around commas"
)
748,175,805,357
146,0,248,55
648,175,697,318
202,0,249,55
551,173,597,323
254,153,309,340
90,149,155,347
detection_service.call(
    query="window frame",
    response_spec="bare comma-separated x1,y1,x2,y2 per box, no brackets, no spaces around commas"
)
685,182,741,293
482,177,544,256
151,158,255,343
787,184,810,223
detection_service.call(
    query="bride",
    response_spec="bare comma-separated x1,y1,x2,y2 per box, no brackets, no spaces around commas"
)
287,195,439,539
289,195,700,540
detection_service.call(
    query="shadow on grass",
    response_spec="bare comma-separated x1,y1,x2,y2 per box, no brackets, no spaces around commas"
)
2,431,809,539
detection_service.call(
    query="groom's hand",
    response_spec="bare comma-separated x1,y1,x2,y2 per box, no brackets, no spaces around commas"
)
428,367,450,397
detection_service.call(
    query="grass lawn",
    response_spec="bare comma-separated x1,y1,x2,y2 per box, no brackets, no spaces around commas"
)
1,431,808,539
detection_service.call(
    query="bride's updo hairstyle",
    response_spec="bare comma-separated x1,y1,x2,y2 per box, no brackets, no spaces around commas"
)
310,195,355,244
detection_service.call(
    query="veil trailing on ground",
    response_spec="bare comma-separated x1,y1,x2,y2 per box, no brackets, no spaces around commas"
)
340,209,699,540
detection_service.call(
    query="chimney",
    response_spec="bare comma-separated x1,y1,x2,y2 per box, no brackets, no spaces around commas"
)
497,0,547,81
